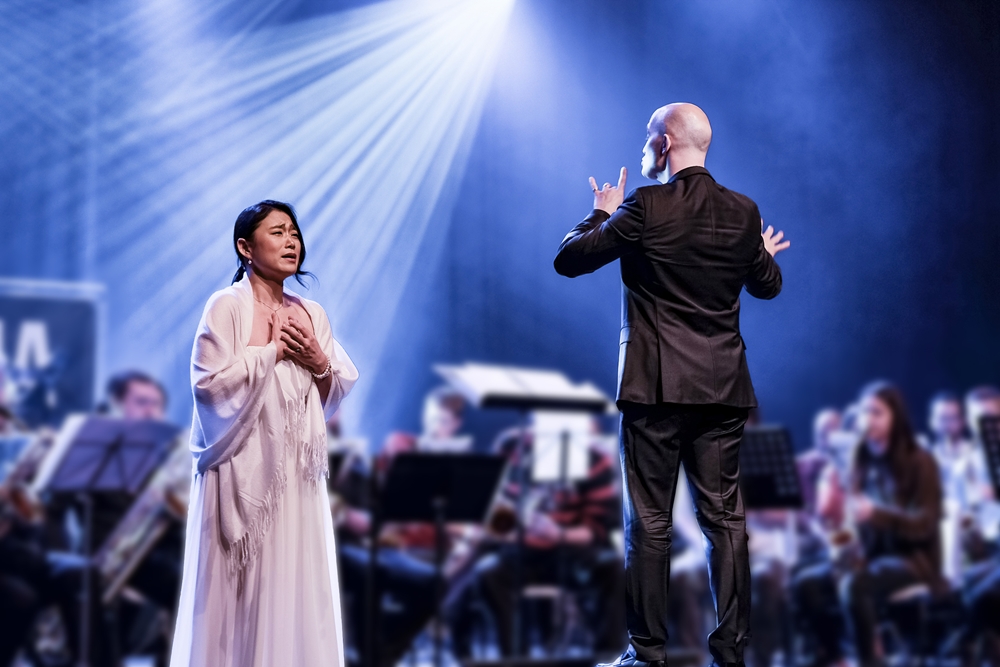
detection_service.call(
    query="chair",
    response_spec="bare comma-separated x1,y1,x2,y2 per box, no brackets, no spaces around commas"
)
521,584,588,656
881,584,966,667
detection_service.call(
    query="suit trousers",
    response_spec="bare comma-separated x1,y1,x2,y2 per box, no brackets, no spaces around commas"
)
619,402,751,664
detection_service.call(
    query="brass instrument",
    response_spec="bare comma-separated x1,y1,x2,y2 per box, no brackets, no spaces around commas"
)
816,450,864,573
94,434,191,604
0,431,54,533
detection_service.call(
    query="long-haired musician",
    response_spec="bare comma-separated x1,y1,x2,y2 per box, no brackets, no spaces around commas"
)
793,381,945,667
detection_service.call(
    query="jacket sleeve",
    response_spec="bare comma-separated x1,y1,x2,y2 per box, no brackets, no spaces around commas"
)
311,304,360,421
867,453,943,543
553,189,645,277
189,293,278,473
743,206,783,300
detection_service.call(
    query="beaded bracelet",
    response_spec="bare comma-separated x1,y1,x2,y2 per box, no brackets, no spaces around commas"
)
312,358,333,380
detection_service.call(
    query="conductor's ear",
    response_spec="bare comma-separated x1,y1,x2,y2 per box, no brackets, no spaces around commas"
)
661,134,670,157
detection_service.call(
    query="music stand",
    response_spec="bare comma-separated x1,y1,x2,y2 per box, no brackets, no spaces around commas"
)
739,425,802,664
380,453,506,667
740,425,803,510
39,416,180,667
433,363,612,658
434,362,610,413
978,415,1000,499
531,410,591,484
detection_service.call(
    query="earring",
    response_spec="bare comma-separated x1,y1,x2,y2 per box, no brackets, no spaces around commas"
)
248,259,252,265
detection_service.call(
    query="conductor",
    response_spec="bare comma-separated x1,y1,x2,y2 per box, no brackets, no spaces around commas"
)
554,103,790,667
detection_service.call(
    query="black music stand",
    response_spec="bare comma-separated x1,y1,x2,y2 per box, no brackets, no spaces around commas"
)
434,363,611,658
380,453,506,667
739,425,802,667
978,416,1000,499
43,416,179,667
739,425,803,510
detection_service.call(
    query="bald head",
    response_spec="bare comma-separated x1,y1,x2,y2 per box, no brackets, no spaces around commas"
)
656,103,712,152
641,103,713,182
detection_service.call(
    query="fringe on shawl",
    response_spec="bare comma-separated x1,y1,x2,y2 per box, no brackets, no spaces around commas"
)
286,396,329,485
226,396,329,586
227,446,287,586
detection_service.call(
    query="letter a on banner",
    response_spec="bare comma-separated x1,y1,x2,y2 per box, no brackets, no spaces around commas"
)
15,320,53,370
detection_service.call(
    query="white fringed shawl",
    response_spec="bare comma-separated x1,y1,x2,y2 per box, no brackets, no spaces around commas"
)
188,275,358,576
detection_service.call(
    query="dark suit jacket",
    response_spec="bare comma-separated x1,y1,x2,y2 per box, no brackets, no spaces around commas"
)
554,166,781,408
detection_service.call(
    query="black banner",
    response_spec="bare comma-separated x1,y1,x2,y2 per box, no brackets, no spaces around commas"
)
0,280,102,428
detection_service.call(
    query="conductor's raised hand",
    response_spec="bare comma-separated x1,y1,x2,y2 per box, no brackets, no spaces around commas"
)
589,166,627,215
761,219,791,258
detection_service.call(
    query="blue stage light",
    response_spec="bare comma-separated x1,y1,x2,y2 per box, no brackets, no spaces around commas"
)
0,0,515,435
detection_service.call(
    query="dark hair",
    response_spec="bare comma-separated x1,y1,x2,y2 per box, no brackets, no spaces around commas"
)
966,385,1000,405
851,380,918,494
928,390,962,410
232,200,313,286
107,370,168,407
426,386,466,418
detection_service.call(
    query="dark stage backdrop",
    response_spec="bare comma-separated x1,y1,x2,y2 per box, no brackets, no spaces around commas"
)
379,0,1000,450
1,0,998,450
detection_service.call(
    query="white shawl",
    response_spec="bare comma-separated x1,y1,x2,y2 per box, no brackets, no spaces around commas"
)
188,274,358,575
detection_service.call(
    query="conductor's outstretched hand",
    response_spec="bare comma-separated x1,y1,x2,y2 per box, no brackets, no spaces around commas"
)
761,219,791,257
590,167,627,215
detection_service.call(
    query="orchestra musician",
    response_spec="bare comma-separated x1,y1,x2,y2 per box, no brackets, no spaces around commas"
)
0,370,182,665
0,414,90,667
957,386,1000,660
449,418,626,660
332,387,470,667
794,382,945,667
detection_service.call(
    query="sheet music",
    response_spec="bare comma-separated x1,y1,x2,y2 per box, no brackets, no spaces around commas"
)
417,435,473,453
434,362,610,409
436,363,524,400
531,410,591,482
30,413,88,494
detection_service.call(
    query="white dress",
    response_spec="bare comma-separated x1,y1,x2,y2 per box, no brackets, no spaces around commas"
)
170,276,358,667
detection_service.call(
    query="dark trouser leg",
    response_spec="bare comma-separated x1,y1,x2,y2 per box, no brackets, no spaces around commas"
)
477,548,552,657
619,404,687,662
375,548,438,667
475,551,516,656
444,559,485,659
337,544,366,661
791,561,844,664
0,537,88,662
479,545,624,657
337,544,438,667
964,556,1000,636
840,556,920,667
584,549,627,655
0,574,40,666
748,560,785,667
679,406,751,665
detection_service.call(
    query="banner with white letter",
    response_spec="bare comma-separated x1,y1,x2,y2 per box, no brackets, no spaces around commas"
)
0,279,103,428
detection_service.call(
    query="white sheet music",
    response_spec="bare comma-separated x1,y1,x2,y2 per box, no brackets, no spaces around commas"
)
433,362,609,409
30,412,88,494
531,410,591,482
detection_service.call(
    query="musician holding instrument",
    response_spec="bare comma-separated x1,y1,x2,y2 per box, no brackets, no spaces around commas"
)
450,421,625,660
957,386,1000,657
794,382,945,667
0,410,88,667
333,388,467,667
